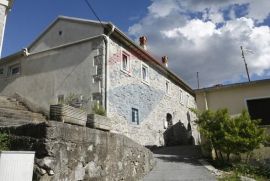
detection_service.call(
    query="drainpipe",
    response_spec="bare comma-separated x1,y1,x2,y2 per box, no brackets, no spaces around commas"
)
104,23,115,115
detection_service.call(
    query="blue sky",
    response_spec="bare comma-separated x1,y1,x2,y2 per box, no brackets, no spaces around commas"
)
3,0,270,88
3,0,150,56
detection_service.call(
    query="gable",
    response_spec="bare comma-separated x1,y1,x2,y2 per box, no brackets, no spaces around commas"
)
29,17,105,53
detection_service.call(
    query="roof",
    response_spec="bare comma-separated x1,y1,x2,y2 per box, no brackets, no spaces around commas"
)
195,78,270,93
0,16,194,96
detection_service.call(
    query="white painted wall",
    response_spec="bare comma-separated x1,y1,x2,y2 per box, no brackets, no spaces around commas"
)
0,151,35,181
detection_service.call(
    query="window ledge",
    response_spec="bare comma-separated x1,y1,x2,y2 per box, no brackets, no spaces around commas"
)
141,80,150,86
120,69,132,77
129,123,140,128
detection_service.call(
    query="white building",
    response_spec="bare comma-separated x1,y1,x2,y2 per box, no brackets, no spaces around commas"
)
0,16,200,146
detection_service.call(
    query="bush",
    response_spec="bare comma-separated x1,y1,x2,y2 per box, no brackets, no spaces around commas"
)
0,132,10,151
192,108,266,162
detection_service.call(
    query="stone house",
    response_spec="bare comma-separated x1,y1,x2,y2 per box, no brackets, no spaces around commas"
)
0,16,200,146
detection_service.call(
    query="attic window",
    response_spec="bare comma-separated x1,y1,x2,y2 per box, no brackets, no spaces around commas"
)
8,64,21,76
58,31,63,36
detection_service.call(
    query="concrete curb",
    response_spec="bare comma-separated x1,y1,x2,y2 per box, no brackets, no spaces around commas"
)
198,159,256,181
198,159,224,176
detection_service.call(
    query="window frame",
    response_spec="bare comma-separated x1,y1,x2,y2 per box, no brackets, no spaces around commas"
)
165,80,170,95
0,67,4,76
141,62,149,84
131,108,139,125
8,64,21,76
186,94,190,107
180,89,183,104
121,51,131,74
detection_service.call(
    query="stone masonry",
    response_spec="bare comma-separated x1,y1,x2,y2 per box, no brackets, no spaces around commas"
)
0,121,155,181
106,37,200,146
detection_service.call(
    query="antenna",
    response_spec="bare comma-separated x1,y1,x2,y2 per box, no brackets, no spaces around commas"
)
240,46,251,82
197,72,200,89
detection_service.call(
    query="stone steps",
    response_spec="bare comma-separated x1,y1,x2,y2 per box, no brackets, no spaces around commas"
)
0,96,28,111
0,96,47,123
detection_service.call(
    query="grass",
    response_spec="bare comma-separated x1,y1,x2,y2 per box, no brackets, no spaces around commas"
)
209,160,270,181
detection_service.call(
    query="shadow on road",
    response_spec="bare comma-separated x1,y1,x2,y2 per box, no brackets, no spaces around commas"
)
155,155,202,165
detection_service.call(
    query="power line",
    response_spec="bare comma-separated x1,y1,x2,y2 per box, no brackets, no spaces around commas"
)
83,0,105,28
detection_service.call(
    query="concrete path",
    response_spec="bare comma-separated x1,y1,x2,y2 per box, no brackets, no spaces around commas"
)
144,146,216,181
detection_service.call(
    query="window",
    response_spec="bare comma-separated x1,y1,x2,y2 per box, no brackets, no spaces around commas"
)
141,64,149,82
0,68,4,75
132,108,139,125
247,98,270,125
9,64,21,76
121,52,130,73
186,95,190,106
166,81,170,94
180,89,183,103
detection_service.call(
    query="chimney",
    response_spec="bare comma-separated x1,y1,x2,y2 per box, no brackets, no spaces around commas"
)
139,36,147,50
161,56,168,67
0,0,13,58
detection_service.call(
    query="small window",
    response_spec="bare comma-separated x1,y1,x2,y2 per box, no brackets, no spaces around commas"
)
0,68,4,75
121,52,130,73
141,64,149,82
180,89,183,103
186,95,190,106
132,108,139,125
166,81,170,94
9,64,21,76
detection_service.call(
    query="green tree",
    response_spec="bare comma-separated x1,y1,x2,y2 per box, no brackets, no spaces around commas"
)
193,108,266,162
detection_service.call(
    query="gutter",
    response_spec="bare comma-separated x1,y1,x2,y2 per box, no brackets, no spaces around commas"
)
0,51,24,65
104,23,115,114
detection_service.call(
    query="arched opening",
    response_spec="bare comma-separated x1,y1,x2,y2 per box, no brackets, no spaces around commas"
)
166,113,173,128
164,113,174,146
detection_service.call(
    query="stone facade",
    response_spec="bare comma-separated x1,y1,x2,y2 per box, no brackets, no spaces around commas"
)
0,16,200,147
0,121,155,181
106,37,199,146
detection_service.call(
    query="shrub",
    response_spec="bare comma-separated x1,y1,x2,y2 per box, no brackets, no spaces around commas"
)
192,108,266,162
0,132,10,151
92,103,106,116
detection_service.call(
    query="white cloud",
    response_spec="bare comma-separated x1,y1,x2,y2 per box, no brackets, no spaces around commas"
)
128,0,270,88
148,0,179,18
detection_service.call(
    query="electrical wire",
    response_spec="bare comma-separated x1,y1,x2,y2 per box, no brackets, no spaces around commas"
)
83,0,105,29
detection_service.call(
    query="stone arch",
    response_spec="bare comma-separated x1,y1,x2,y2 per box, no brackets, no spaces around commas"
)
166,113,173,128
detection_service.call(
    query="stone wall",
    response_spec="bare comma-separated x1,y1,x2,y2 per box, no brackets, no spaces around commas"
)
1,121,155,181
106,37,200,146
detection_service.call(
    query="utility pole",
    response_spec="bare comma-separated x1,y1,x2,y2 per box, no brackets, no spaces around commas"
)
196,72,200,89
240,46,251,82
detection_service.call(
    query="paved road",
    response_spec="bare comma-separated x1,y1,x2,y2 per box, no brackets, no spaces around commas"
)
144,146,216,181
